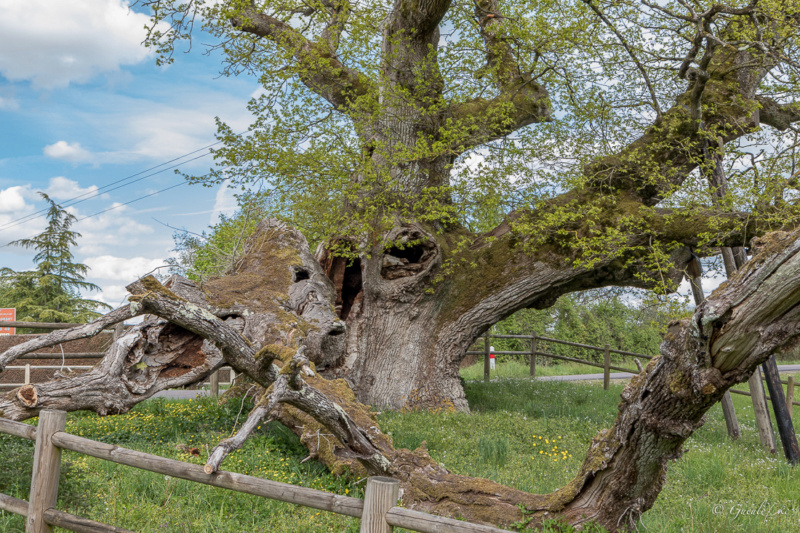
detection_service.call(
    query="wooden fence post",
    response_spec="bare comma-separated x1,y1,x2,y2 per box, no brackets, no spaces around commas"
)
603,344,610,390
484,333,490,382
210,371,219,398
360,476,399,533
27,410,66,533
761,359,800,464
719,392,741,439
748,368,777,454
24,364,31,385
530,332,537,378
787,376,795,421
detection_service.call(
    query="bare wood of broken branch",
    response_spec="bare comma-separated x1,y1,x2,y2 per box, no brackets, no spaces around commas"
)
126,276,279,386
205,404,274,474
0,304,137,372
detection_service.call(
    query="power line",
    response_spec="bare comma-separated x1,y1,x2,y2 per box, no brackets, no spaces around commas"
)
75,181,190,222
0,140,225,233
2,162,235,249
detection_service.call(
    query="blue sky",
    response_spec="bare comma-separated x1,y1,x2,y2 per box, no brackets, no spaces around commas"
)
0,0,259,307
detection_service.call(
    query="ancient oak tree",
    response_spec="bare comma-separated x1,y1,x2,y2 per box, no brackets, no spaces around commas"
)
4,0,800,530
134,0,800,410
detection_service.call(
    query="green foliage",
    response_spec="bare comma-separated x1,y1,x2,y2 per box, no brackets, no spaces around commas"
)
0,193,109,326
167,194,270,281
141,1,800,290
478,434,510,468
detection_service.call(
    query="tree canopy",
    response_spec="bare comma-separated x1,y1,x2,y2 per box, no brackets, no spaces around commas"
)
142,0,800,265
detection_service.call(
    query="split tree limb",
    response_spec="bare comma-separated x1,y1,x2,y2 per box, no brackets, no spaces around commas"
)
205,404,273,474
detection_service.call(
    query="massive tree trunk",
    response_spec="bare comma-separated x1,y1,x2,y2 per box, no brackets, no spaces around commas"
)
133,0,800,411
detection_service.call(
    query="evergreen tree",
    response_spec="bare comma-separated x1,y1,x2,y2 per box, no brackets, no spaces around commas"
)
0,193,109,324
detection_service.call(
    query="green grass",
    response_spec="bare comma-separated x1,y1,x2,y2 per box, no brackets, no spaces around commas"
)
460,359,624,380
2,377,799,532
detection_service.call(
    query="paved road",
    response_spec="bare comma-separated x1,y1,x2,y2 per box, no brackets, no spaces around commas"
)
152,365,800,399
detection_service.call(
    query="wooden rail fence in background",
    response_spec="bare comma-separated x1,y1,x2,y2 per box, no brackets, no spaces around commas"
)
468,331,653,389
468,332,799,415
0,321,231,396
0,411,507,533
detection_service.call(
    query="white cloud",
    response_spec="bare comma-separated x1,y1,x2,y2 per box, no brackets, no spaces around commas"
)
0,186,30,212
0,0,159,89
45,177,99,200
0,185,46,250
43,141,94,163
91,284,130,306
73,204,159,255
0,94,18,110
84,255,166,281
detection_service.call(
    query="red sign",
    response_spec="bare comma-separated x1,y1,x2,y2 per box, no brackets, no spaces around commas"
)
0,308,15,335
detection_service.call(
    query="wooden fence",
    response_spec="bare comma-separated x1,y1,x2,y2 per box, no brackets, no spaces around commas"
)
0,321,232,396
469,332,799,414
0,411,506,533
467,332,652,389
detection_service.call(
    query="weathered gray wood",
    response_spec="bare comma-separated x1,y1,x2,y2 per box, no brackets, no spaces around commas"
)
483,333,490,381
385,507,509,533
748,369,777,453
27,410,66,533
761,358,800,464
112,322,124,341
24,364,31,385
0,417,37,440
210,370,219,397
532,351,635,373
530,332,537,378
50,430,364,518
0,321,83,329
603,344,610,390
728,388,800,406
205,405,271,474
0,492,28,516
18,354,105,360
361,477,399,533
43,508,134,533
719,392,741,439
788,376,795,420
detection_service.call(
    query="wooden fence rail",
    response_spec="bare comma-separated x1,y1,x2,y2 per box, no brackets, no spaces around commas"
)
0,411,507,533
467,332,800,407
467,332,651,389
0,322,234,397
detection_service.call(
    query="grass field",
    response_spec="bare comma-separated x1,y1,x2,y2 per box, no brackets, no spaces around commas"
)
1,373,799,532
